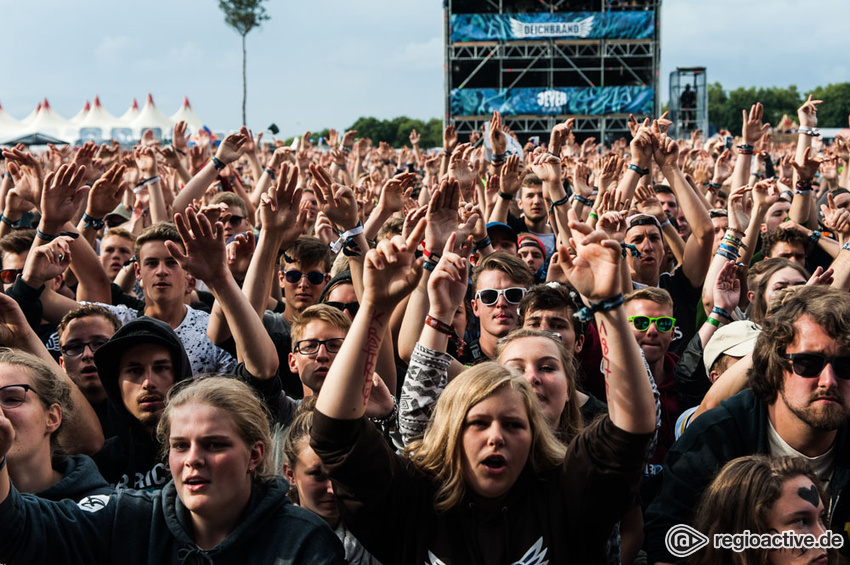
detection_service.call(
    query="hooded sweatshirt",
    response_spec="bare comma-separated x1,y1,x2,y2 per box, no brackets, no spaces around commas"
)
0,477,345,565
37,454,113,502
92,317,193,489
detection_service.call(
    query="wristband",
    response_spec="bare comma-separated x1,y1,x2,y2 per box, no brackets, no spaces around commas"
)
798,126,821,137
716,249,739,261
628,163,649,176
704,316,723,327
474,236,491,251
708,182,723,191
0,455,5,472
173,146,186,156
36,228,58,242
737,144,755,153
82,213,105,230
210,156,226,171
497,190,513,200
422,259,436,272
492,152,507,164
421,245,441,264
711,306,734,322
369,395,398,429
264,166,276,179
571,194,591,206
588,210,599,220
425,314,456,337
660,219,671,228
0,214,20,229
576,294,624,322
843,242,850,252
548,194,570,215
810,230,822,243
330,222,364,254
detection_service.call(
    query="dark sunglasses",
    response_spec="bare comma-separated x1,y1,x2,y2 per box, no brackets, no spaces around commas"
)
0,269,22,284
282,270,325,285
475,287,526,306
326,301,359,317
628,315,676,333
224,215,246,226
782,353,850,378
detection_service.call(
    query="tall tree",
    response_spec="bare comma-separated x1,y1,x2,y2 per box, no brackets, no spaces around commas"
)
219,0,269,126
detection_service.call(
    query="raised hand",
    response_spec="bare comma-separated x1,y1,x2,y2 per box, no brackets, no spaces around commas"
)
549,118,575,155
87,163,128,219
629,120,653,168
310,163,359,230
443,125,458,153
22,236,73,286
226,231,255,280
3,148,44,206
424,178,461,255
342,130,357,149
428,232,469,320
529,150,561,183
713,260,741,314
326,128,339,148
821,193,850,242
792,147,822,181
489,111,507,156
560,208,622,301
378,172,416,215
726,185,752,235
172,121,189,153
215,131,248,165
134,146,158,176
634,184,664,219
40,163,88,227
499,154,521,196
713,148,733,184
598,154,622,194
363,228,426,308
752,178,779,210
742,102,770,145
448,143,476,200
797,94,823,129
259,163,306,239
572,161,593,197
167,207,228,284
652,132,679,170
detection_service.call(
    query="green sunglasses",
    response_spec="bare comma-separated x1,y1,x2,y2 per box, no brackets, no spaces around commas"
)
628,315,676,333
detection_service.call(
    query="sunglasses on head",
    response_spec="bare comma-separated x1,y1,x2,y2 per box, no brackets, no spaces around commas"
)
475,287,526,306
628,315,676,333
326,301,359,316
782,352,850,378
282,270,325,285
0,269,22,284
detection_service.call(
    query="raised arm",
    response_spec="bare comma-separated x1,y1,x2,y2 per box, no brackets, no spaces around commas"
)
167,208,278,379
172,131,247,213
559,210,656,434
315,223,426,420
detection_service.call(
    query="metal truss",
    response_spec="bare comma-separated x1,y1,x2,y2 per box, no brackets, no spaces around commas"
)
452,114,652,144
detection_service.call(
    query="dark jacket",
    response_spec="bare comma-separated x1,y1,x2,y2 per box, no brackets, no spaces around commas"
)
644,388,850,563
37,454,113,502
0,477,345,564
311,411,652,565
92,317,193,489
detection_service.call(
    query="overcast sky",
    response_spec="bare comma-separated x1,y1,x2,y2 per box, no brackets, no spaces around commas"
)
1,0,846,137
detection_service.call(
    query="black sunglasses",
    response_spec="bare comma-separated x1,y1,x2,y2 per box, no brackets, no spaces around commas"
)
782,353,850,378
0,269,22,284
282,270,325,285
325,301,359,317
475,287,526,306
225,215,246,226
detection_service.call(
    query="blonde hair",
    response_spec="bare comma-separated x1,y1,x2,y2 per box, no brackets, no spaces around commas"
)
405,362,565,512
157,376,274,482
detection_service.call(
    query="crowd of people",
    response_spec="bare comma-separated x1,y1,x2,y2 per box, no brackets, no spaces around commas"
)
0,95,848,564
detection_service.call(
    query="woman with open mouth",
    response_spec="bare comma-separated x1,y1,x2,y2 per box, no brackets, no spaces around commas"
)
0,376,345,564
310,218,657,564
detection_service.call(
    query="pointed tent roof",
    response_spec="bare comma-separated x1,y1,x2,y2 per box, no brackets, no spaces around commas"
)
169,96,205,133
0,102,23,140
20,102,41,126
69,100,90,124
79,96,120,130
119,98,140,123
22,98,74,141
130,93,174,139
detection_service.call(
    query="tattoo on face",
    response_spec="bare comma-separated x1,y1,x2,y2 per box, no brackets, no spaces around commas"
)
797,484,820,508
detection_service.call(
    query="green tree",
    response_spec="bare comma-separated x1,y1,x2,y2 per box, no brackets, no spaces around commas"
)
807,83,850,127
219,0,269,126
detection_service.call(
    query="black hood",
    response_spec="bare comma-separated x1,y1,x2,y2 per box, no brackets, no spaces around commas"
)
94,316,193,427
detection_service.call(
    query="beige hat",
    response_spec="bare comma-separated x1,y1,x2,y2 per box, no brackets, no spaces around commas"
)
703,320,761,375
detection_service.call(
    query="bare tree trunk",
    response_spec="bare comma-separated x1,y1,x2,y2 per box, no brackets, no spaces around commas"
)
241,33,247,126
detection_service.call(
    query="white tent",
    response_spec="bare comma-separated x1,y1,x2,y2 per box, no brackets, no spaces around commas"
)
0,102,23,140
22,99,75,142
19,102,41,127
169,97,205,133
69,100,90,124
119,98,140,123
130,94,174,140
77,96,132,144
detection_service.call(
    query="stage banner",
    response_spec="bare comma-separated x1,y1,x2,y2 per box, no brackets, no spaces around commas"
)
450,12,654,42
451,86,654,116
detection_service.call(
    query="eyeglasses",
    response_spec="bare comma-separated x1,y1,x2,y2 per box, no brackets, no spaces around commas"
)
294,338,345,356
325,301,359,317
0,269,22,284
0,384,36,409
475,287,527,306
782,353,850,378
61,338,109,357
224,215,246,226
282,270,326,285
628,316,676,333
